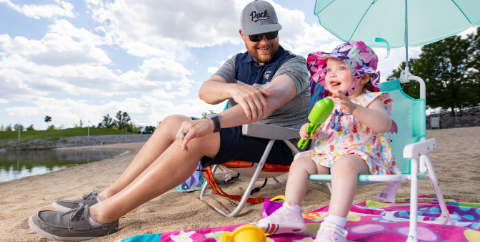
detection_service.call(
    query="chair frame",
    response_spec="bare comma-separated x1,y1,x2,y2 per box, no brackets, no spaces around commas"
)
199,123,300,217
306,69,451,242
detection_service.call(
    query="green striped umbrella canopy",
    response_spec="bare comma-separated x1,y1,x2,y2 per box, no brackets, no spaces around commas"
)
315,0,480,65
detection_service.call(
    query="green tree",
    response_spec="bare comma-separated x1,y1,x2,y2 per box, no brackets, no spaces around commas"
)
101,114,116,128
79,120,83,128
0,125,4,131
6,124,12,132
388,35,477,116
14,124,24,131
467,27,480,97
201,110,215,119
144,126,156,133
47,125,55,130
26,124,35,131
45,116,52,123
115,111,131,130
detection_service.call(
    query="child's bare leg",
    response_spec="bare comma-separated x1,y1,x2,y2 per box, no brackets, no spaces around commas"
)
285,157,329,205
315,155,369,241
329,154,370,217
257,157,328,234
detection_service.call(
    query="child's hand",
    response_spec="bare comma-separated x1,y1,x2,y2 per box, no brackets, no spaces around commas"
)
300,123,310,140
332,91,357,114
300,123,322,140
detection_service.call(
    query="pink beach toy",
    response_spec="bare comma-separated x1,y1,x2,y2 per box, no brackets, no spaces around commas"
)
262,195,285,218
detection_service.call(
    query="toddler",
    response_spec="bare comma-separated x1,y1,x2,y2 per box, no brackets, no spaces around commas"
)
257,41,401,242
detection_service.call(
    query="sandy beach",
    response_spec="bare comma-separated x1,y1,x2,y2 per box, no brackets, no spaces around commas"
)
1,127,479,242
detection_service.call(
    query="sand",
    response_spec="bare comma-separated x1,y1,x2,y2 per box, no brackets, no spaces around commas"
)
1,127,480,242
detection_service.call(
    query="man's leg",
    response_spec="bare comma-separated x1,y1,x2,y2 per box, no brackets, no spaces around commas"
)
89,124,220,224
97,115,195,200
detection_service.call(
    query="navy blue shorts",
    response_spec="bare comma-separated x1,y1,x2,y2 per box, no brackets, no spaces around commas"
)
200,125,294,168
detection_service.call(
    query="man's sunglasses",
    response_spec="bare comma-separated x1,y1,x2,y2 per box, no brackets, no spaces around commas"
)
248,31,278,42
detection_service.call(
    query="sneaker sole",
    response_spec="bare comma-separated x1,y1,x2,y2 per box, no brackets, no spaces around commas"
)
29,216,98,241
51,201,74,212
257,222,306,235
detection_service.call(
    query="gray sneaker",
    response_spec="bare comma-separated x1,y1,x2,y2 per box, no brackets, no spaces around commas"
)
53,192,100,211
29,203,119,241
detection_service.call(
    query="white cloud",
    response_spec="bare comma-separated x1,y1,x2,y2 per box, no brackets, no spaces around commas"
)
0,0,74,19
207,67,218,74
0,98,8,103
0,54,194,101
0,33,111,66
374,47,422,81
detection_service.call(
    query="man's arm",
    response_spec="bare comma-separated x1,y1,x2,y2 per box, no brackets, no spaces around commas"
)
177,74,297,151
199,75,271,121
218,74,296,127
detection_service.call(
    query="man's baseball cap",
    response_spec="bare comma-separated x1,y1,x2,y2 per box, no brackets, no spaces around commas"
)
241,0,282,35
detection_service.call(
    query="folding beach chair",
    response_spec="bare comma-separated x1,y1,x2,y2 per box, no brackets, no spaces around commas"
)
199,79,329,217
302,76,451,242
199,123,301,217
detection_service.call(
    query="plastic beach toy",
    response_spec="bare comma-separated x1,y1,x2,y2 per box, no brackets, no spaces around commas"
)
220,224,267,242
297,97,334,149
262,195,285,218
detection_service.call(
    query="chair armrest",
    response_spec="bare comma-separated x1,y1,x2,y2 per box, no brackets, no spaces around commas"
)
242,123,300,140
403,138,436,160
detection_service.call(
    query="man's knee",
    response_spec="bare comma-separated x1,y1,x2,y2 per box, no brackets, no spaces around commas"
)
157,115,190,129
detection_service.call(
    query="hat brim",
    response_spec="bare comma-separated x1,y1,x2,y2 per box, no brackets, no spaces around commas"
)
242,24,282,35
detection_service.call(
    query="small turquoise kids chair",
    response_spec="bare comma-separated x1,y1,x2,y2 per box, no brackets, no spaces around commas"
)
302,73,451,242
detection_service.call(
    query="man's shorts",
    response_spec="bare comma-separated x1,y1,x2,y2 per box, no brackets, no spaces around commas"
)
200,125,295,168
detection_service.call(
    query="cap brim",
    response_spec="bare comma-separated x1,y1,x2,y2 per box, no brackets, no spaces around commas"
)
242,24,282,35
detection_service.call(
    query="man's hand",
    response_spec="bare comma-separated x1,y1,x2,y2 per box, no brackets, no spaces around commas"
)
332,91,357,114
230,84,271,122
176,119,215,151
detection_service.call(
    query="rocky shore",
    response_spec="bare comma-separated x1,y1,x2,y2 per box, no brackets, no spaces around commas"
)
0,134,152,151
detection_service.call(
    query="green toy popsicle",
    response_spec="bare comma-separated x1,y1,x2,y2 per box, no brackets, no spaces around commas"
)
297,97,334,149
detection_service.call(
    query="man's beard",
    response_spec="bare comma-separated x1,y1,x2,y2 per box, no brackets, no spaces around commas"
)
246,43,279,64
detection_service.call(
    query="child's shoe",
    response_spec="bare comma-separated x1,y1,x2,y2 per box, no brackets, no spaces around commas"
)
256,206,306,234
314,221,348,242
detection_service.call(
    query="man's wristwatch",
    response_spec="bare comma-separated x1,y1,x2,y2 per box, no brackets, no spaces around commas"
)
206,114,221,133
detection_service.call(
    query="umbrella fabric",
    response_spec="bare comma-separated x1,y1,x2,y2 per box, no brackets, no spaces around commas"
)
315,0,480,48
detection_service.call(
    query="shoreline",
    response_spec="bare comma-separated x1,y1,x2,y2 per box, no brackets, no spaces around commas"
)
0,134,152,151
1,127,480,241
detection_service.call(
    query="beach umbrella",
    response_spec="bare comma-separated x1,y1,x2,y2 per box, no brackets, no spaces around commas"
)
314,0,480,72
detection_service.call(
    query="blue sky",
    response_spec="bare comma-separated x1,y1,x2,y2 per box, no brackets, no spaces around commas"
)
0,0,470,130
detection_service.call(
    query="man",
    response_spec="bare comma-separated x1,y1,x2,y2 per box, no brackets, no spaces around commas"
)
28,0,310,240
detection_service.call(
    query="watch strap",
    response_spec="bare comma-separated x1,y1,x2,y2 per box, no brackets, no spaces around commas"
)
208,115,221,133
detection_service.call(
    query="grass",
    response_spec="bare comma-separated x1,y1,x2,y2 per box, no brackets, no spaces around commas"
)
0,128,137,141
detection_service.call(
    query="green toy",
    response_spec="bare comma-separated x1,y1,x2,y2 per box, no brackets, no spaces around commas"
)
297,97,334,149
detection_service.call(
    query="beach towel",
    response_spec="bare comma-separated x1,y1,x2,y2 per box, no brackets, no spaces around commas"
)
118,195,480,241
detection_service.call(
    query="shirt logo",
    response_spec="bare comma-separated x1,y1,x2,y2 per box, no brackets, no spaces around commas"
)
250,10,269,22
264,71,271,80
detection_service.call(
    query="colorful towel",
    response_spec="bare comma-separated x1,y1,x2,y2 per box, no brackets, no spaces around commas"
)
119,195,480,242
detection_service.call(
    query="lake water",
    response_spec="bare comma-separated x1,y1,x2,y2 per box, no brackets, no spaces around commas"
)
0,149,128,183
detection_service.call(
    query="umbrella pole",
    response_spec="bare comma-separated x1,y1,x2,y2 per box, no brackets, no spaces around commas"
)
405,0,409,71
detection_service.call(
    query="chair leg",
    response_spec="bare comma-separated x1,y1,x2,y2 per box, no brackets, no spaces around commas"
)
200,140,276,217
273,177,282,183
407,158,419,242
423,154,451,225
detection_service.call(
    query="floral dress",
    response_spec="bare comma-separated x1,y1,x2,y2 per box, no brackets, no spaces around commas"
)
306,92,401,175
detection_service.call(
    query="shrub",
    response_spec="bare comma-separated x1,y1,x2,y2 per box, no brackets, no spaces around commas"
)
26,125,35,131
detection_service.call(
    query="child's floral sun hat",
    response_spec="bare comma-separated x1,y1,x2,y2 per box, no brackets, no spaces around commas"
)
307,41,380,96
